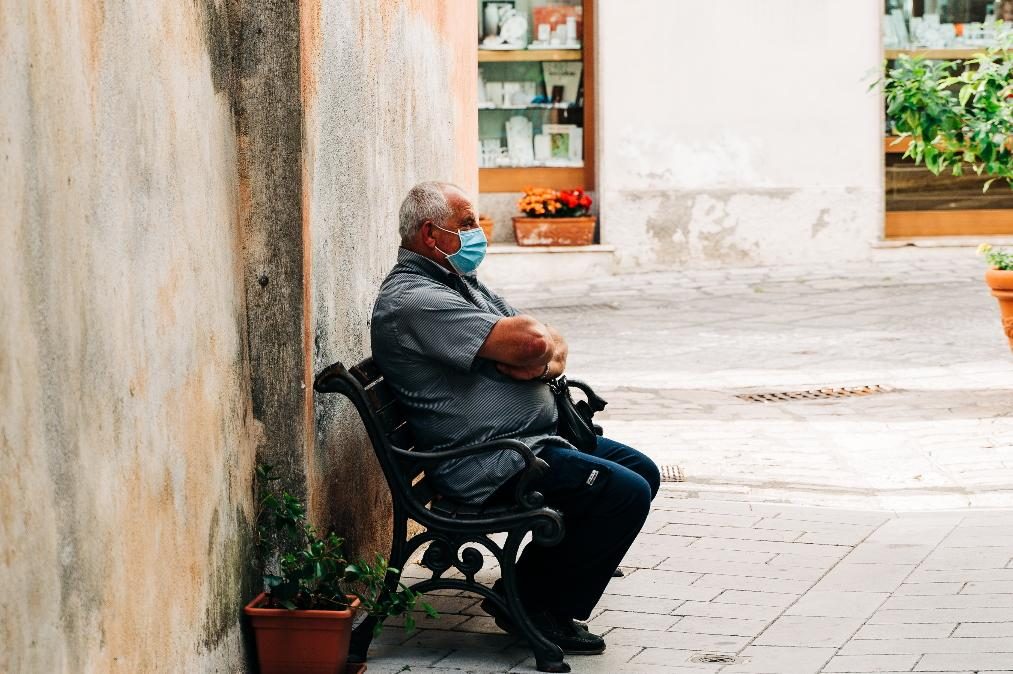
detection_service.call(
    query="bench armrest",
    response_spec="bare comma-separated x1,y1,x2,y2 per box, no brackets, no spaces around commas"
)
390,438,549,510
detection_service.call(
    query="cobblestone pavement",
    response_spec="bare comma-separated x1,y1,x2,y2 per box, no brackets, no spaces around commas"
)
365,249,1013,673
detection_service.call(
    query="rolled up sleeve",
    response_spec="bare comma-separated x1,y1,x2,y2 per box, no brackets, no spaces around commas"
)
395,285,501,372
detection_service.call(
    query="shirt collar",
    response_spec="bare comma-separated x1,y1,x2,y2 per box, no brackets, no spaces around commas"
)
397,247,464,282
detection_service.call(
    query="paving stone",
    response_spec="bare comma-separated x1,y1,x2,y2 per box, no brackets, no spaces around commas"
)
842,543,935,565
961,580,1013,594
839,636,1013,655
597,594,685,615
655,556,825,581
784,591,889,618
365,644,453,669
690,538,851,557
893,582,965,596
753,615,865,647
607,570,722,601
721,645,836,674
853,622,957,639
509,646,642,673
692,573,815,594
869,607,1013,623
882,593,1013,609
601,627,749,652
906,568,1013,583
673,600,784,621
432,645,531,671
587,609,680,631
626,647,729,669
951,621,1013,637
811,563,915,593
657,523,804,543
713,589,802,608
822,654,921,672
671,615,771,637
399,628,518,652
670,546,778,565
916,653,1013,670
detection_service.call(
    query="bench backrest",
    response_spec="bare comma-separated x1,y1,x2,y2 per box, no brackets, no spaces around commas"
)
315,357,438,508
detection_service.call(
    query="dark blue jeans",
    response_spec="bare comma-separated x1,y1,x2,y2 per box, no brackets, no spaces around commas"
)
496,436,660,620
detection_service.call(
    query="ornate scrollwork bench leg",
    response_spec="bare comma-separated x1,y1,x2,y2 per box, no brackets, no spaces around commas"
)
348,517,568,673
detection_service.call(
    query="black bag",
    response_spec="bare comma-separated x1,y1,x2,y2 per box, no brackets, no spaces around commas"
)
549,375,608,452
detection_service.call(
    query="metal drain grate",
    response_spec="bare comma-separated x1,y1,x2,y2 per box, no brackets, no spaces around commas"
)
736,385,889,403
660,464,685,483
690,653,739,664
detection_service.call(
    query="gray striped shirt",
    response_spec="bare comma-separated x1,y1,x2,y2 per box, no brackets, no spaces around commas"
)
370,248,562,504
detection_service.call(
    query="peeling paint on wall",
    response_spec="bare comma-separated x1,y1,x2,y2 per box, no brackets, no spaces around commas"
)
597,1,884,270
304,0,477,556
2,1,254,671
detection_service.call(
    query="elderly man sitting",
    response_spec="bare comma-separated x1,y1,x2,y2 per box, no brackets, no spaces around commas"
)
370,181,660,655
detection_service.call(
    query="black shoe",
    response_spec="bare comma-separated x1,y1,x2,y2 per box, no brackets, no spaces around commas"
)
480,597,605,655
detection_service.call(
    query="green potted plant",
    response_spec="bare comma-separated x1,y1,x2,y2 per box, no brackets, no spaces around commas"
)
979,243,1013,351
513,187,596,246
246,465,432,674
883,37,1013,351
881,38,1012,189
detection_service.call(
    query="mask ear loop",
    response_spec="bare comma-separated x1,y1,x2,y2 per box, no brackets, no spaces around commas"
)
430,223,461,268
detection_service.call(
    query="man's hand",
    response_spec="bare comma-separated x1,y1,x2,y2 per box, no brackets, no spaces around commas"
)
496,362,548,380
493,323,568,381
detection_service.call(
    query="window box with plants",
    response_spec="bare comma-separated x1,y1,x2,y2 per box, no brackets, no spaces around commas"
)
513,187,595,246
883,38,1013,348
246,465,433,674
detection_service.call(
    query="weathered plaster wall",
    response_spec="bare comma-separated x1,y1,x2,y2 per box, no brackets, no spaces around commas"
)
597,0,884,269
1,1,256,671
304,1,477,554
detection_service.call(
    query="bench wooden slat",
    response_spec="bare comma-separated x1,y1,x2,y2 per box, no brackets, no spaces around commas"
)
350,358,384,387
411,475,436,505
375,401,405,434
365,383,397,413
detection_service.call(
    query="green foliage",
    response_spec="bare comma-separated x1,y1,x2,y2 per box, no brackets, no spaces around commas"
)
255,465,434,632
979,243,1013,270
881,31,1013,191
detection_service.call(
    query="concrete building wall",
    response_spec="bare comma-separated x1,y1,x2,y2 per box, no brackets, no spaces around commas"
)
1,1,256,671
597,0,884,270
1,0,476,670
304,0,477,552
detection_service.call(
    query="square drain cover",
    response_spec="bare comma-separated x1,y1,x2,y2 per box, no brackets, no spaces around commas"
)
737,385,889,403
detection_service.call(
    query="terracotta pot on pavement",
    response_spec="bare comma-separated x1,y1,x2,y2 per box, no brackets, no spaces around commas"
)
512,215,596,246
985,268,1013,352
245,593,361,674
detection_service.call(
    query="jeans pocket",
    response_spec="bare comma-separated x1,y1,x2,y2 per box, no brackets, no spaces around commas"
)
543,450,613,501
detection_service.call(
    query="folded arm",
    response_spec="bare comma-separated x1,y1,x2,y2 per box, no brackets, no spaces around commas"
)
478,316,568,381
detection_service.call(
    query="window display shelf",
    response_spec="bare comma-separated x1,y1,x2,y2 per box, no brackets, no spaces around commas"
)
885,48,985,59
479,166,585,192
479,49,582,63
479,103,579,111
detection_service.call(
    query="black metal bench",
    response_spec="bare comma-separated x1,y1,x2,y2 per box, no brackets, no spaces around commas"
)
313,358,571,673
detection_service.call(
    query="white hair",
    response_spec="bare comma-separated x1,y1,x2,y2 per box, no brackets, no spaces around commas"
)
399,181,459,243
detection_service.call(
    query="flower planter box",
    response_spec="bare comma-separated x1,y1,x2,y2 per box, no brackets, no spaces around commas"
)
986,268,1013,352
512,215,596,246
245,593,360,674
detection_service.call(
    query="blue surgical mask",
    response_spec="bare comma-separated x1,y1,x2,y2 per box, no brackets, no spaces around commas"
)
434,224,487,275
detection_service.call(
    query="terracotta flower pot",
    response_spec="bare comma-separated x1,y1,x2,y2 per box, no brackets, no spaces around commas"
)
478,215,494,241
513,215,596,246
245,593,361,674
985,268,1013,352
